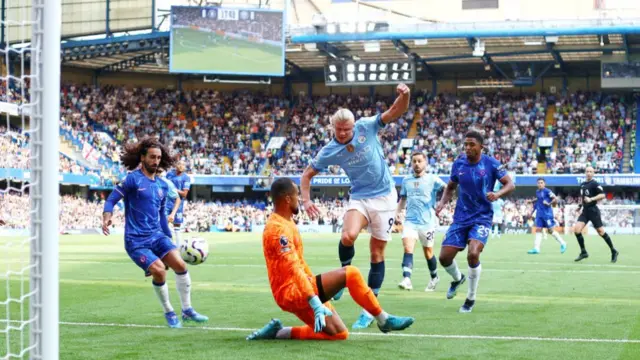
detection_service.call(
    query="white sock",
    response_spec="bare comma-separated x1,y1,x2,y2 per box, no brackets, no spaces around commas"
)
175,271,192,311
173,226,181,245
534,233,542,251
275,327,292,339
444,261,462,282
552,231,566,245
467,264,482,301
542,231,548,240
374,310,389,325
153,281,174,313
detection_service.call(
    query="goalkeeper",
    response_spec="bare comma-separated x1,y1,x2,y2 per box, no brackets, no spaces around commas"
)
247,178,414,341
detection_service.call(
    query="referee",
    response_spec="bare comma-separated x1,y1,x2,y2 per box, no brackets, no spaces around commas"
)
573,166,619,263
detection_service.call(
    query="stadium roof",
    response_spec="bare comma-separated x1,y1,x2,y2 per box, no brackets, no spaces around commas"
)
49,0,640,80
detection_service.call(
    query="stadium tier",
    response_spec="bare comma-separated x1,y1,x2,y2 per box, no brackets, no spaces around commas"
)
4,1,640,359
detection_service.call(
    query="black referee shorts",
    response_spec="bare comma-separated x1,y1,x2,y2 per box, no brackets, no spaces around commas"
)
577,207,604,229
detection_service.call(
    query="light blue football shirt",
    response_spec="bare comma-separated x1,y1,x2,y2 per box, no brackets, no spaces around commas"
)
310,114,394,200
492,198,505,218
400,173,446,228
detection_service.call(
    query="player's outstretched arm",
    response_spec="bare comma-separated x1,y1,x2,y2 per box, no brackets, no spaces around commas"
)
380,83,410,124
301,166,321,218
435,181,457,216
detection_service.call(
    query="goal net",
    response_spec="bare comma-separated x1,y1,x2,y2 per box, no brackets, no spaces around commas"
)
1,1,60,359
563,205,640,235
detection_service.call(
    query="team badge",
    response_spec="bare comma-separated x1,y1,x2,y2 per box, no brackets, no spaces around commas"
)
346,144,355,152
139,255,147,264
585,189,590,195
157,188,164,198
479,170,486,176
414,181,420,188
358,135,366,144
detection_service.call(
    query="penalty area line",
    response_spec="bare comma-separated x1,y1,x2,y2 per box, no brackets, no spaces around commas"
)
56,321,640,344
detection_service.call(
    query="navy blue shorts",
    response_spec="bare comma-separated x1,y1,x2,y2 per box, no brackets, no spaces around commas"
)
442,222,492,249
535,216,556,229
125,235,176,273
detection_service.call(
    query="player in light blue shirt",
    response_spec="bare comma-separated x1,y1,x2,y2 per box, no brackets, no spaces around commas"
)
102,138,207,328
435,130,515,313
301,83,411,329
490,195,505,239
159,170,181,225
396,152,446,292
527,178,566,254
166,161,191,244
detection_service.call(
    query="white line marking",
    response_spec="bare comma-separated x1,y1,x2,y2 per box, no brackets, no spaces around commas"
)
50,321,640,344
41,260,640,274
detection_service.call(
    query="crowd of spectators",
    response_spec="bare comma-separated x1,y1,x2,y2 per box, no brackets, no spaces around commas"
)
1,191,636,232
1,86,637,177
552,92,630,174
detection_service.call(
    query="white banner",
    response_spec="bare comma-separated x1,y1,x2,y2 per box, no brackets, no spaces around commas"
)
267,137,286,150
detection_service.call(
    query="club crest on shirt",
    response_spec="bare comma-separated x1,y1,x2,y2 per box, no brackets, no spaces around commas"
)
358,135,366,144
346,144,355,152
414,181,420,188
157,188,164,198
479,170,486,176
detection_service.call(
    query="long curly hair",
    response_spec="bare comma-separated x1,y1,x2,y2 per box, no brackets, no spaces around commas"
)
120,137,175,171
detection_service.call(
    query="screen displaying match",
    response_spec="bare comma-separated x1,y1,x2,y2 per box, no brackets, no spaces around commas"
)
170,6,285,76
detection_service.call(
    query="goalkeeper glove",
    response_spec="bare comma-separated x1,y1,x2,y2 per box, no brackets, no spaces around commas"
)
308,295,332,333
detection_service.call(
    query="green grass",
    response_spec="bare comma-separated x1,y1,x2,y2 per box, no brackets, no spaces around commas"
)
2,232,640,359
171,28,283,75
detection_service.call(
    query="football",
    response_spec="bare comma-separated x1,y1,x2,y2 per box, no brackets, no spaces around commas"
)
180,237,209,265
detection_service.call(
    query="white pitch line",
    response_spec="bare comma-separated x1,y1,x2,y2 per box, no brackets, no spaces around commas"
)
54,321,640,344
4,260,640,275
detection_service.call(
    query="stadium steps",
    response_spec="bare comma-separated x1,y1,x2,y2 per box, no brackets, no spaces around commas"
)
407,110,422,138
544,104,556,137
623,134,632,173
546,104,559,153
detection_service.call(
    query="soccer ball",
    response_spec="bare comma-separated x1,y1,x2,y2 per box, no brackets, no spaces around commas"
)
180,237,209,265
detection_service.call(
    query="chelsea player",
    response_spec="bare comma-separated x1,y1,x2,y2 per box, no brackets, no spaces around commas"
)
435,130,515,313
396,152,446,292
528,178,566,254
301,83,411,329
102,138,207,328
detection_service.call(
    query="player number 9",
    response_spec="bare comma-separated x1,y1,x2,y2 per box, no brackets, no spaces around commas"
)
387,218,394,233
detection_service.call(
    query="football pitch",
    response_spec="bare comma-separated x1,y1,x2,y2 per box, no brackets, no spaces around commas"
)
2,233,640,359
170,28,284,75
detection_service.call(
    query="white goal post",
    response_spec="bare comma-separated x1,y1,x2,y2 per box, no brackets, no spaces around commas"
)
1,0,60,359
563,205,640,235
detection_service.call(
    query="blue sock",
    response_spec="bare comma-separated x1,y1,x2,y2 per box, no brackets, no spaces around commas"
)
401,253,413,278
368,261,385,297
338,242,354,266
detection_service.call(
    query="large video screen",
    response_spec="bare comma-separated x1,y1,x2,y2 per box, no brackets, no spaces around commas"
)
170,6,285,76
601,61,640,89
